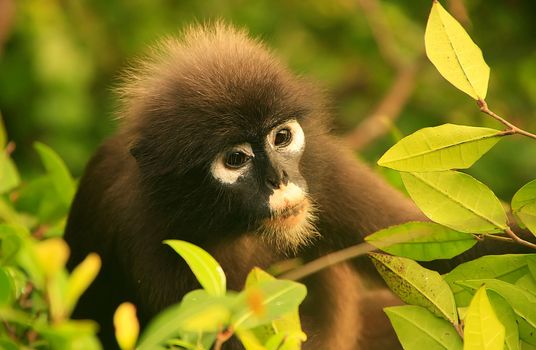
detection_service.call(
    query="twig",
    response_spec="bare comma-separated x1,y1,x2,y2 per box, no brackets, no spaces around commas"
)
344,61,421,150
504,226,536,250
280,242,376,281
356,0,403,70
477,99,536,140
213,327,234,350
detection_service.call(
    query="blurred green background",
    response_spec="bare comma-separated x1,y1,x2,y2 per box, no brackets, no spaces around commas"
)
1,0,535,200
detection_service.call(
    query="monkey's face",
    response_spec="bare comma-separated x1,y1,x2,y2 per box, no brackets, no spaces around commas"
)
209,119,318,251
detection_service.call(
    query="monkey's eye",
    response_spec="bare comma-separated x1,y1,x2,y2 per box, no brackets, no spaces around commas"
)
225,151,251,169
274,128,292,147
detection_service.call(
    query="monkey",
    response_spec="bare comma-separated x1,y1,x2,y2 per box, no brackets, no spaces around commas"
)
63,23,531,350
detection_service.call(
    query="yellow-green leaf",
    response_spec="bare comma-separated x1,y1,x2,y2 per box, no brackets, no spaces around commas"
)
0,152,20,195
385,305,462,350
369,253,458,325
114,302,140,350
164,240,226,296
365,221,476,261
65,253,101,316
463,286,505,350
401,171,507,233
378,124,502,171
34,142,76,206
425,0,490,99
512,179,536,237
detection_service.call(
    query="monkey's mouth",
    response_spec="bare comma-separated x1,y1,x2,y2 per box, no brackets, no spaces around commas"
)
266,199,310,227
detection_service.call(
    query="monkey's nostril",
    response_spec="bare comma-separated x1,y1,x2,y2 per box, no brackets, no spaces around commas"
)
281,170,289,186
266,177,281,189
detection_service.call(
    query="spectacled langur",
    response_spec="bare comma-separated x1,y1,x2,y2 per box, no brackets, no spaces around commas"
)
64,24,530,349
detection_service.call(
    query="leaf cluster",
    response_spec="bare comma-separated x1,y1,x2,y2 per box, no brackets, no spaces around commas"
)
367,2,536,349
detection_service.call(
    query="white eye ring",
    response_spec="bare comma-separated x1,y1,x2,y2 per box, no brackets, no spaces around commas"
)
211,143,253,184
269,120,305,154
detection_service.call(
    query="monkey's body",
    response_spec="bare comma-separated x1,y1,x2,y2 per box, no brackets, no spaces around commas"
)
65,24,430,349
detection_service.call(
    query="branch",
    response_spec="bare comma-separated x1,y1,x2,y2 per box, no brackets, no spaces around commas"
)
504,226,536,250
344,61,421,150
477,99,536,140
280,242,376,281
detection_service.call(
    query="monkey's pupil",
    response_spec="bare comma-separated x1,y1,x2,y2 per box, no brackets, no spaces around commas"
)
225,151,249,168
275,129,292,146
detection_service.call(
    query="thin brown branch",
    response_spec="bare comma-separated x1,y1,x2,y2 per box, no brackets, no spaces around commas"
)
504,226,536,250
214,327,234,350
356,0,403,70
280,242,376,281
344,61,421,150
477,99,536,140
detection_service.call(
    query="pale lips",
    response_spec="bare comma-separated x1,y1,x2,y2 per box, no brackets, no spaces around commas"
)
267,199,310,228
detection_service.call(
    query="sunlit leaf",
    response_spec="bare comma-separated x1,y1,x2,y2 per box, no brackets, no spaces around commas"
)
114,302,140,350
236,329,266,350
463,286,505,350
34,238,70,277
512,179,536,237
458,279,536,329
378,124,502,171
444,254,535,306
369,253,458,324
401,171,507,233
138,291,232,350
0,153,20,195
365,221,476,261
232,280,307,331
0,268,14,306
425,0,490,99
385,305,462,350
164,240,226,296
488,292,520,350
245,268,305,350
65,253,101,316
0,116,6,148
34,142,76,206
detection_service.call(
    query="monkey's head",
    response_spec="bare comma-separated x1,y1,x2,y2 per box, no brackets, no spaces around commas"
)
120,23,329,251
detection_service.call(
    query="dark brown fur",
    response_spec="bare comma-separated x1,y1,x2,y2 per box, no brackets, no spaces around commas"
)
64,24,531,350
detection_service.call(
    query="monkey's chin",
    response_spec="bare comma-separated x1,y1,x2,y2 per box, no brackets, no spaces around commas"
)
259,199,319,253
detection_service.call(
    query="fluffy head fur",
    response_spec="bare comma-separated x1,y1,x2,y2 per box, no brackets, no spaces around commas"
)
116,23,329,249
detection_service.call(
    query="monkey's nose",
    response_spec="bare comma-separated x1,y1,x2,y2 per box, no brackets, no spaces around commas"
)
266,170,288,189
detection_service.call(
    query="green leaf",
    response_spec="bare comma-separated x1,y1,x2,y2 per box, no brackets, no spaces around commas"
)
378,124,502,171
236,329,266,350
385,305,462,350
245,268,306,350
444,254,535,306
15,176,69,223
34,142,75,206
0,152,20,195
0,268,14,306
164,240,226,296
0,115,6,148
231,280,307,331
458,279,536,329
518,316,536,346
365,221,476,261
401,171,507,233
463,286,505,350
369,253,458,325
138,291,232,350
488,292,520,350
65,253,101,317
425,0,490,99
512,179,536,237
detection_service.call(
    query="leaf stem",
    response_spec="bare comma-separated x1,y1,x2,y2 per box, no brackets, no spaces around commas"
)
503,226,536,250
213,327,234,350
477,99,536,140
